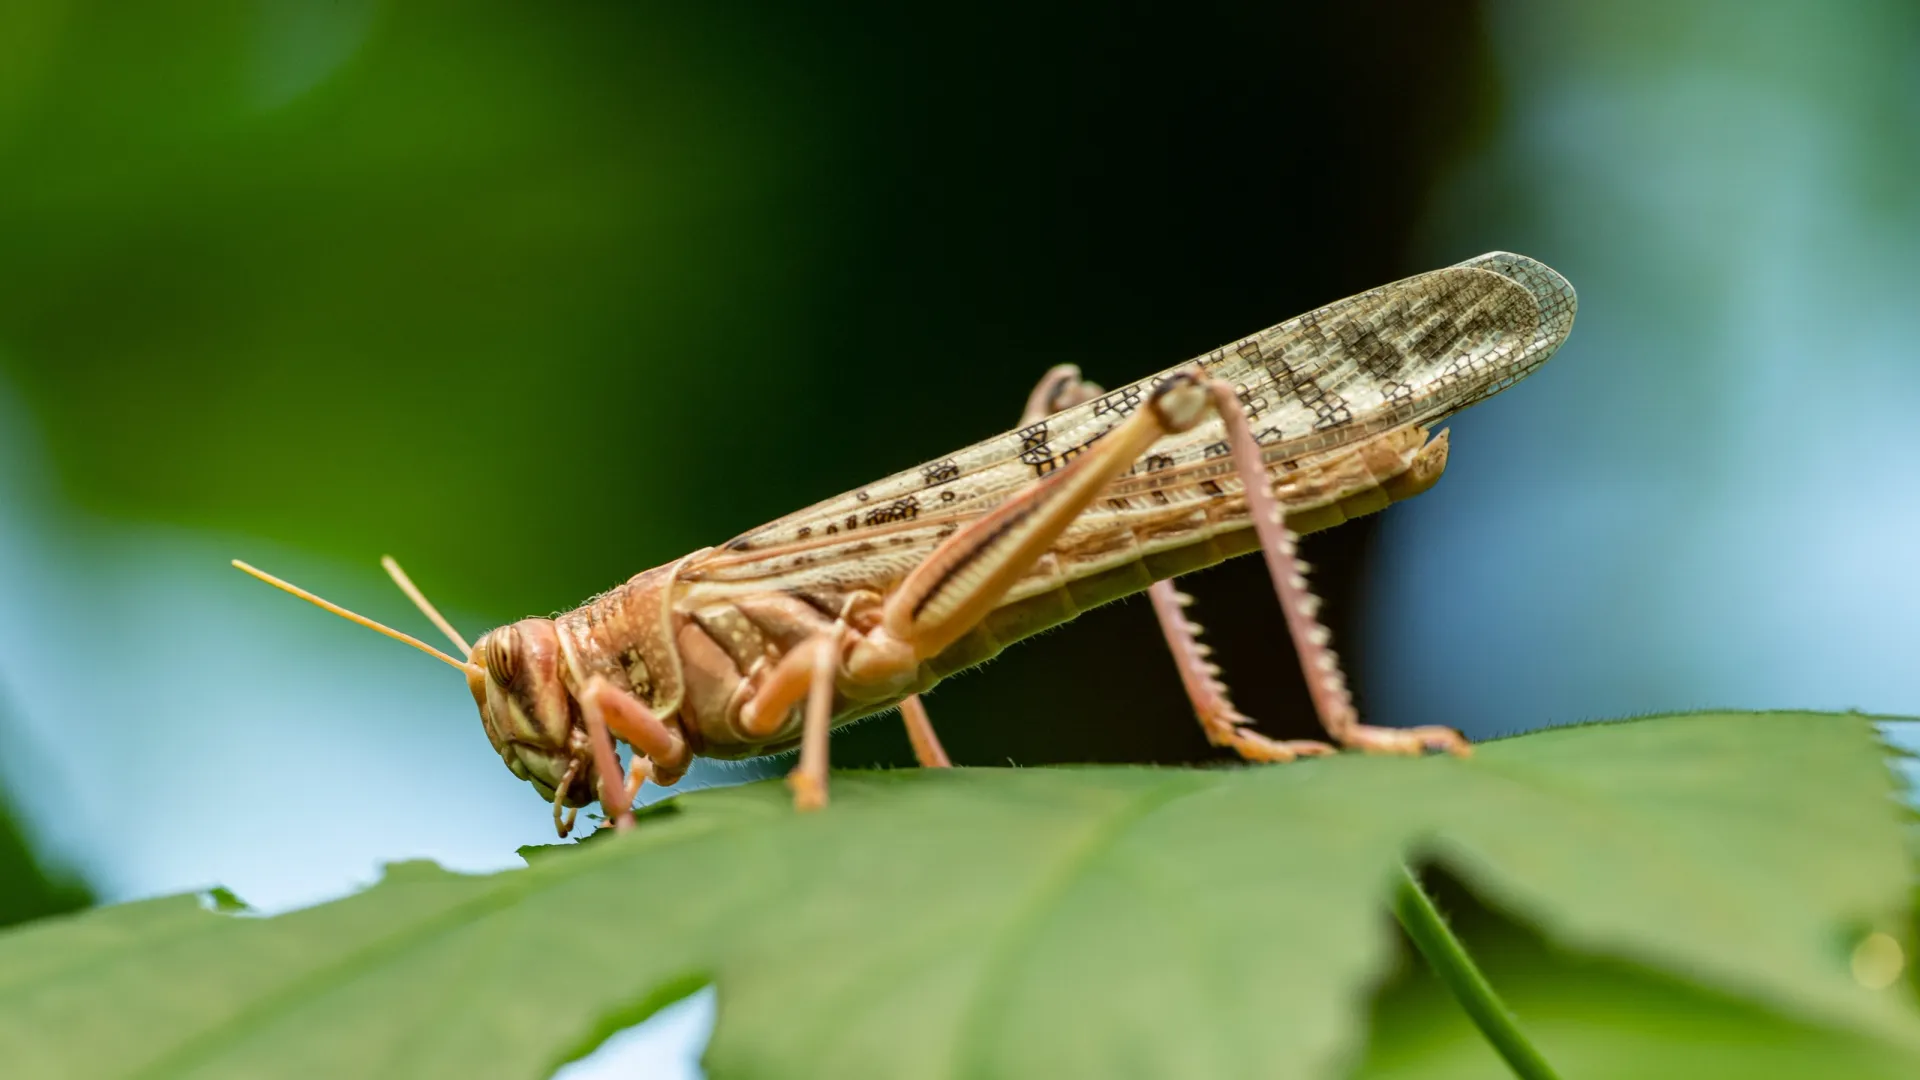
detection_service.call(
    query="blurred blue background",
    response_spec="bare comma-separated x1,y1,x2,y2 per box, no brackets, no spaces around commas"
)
0,2,1915,1075
1371,1,1920,738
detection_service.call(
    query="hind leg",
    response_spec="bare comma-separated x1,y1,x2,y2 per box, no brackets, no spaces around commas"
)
1197,379,1468,758
1017,364,1465,761
1015,365,1337,762
876,364,1115,773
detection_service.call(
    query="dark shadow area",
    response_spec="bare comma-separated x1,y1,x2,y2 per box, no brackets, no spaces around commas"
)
0,684,91,930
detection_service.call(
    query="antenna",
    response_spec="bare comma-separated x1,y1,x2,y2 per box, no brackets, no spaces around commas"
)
381,555,472,656
232,560,483,678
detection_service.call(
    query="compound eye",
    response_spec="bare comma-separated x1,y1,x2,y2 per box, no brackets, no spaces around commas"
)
485,629,519,688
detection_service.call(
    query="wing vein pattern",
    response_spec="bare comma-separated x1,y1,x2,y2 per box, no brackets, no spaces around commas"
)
686,252,1575,608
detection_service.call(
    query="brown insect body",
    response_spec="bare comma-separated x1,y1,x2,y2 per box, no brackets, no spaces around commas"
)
465,252,1574,813
479,428,1445,809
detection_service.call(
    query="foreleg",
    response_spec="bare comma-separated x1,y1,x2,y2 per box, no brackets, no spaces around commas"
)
577,675,695,831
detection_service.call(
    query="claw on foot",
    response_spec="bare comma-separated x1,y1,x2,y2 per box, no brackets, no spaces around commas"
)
1342,724,1472,758
789,771,828,812
1220,729,1338,763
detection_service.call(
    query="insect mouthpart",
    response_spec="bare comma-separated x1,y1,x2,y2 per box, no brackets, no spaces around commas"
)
471,620,595,809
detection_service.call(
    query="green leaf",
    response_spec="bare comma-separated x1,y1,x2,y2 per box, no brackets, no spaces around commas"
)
0,712,1913,1079
1356,869,1920,1080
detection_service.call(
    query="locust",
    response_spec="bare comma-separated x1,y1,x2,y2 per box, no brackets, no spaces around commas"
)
237,251,1575,836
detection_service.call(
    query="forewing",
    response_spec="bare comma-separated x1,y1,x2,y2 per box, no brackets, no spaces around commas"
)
692,252,1573,596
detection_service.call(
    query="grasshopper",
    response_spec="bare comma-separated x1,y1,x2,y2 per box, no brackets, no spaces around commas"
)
237,251,1574,836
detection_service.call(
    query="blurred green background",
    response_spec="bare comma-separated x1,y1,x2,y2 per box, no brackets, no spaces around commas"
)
1,0,1917,1073
0,0,1503,909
